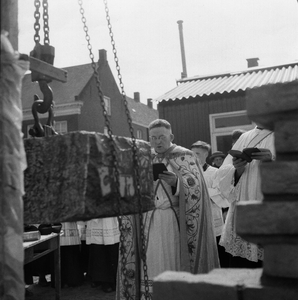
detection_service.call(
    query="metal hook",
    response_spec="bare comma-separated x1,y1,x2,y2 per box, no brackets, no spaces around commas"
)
33,80,53,114
29,80,57,137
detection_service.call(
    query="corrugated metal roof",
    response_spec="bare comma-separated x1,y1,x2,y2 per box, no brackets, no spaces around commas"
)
154,61,298,103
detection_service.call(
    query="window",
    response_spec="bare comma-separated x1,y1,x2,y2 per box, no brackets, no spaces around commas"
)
54,121,68,134
26,121,67,137
209,110,254,154
136,129,143,139
104,96,111,116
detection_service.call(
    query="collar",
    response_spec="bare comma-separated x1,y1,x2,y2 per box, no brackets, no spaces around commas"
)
156,144,177,159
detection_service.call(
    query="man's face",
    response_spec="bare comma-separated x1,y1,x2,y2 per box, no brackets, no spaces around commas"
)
149,126,173,154
192,147,208,165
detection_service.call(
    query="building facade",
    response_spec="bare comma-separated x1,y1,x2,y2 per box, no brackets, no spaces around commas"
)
21,49,158,140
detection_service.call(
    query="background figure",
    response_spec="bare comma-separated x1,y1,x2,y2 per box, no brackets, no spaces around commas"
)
231,129,246,146
116,119,219,300
77,221,89,281
55,222,84,287
210,151,226,168
86,218,120,293
191,141,230,268
218,125,275,268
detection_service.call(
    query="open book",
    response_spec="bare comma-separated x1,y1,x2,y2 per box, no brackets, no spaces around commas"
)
228,147,260,163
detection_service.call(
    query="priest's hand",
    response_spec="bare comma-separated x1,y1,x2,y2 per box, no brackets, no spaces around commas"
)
233,157,247,181
159,171,178,187
251,148,273,161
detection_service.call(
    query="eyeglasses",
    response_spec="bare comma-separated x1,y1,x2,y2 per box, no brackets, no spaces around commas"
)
149,135,168,142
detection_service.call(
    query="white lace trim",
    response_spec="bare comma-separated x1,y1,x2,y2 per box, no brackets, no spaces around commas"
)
220,226,263,262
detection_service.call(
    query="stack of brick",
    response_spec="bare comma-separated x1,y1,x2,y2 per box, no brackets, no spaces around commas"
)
154,81,298,300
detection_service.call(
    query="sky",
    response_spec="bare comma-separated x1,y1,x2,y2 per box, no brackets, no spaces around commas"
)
18,0,298,107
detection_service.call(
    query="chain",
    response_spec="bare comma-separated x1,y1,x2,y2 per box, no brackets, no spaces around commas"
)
42,0,50,44
103,0,150,298
76,4,128,296
33,0,41,43
33,0,50,44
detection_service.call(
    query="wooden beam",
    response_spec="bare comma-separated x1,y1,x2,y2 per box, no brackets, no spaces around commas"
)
29,56,68,83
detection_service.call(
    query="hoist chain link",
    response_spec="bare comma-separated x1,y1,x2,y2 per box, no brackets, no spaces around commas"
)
78,1,122,205
42,0,50,44
103,1,150,299
77,6,128,297
34,0,41,44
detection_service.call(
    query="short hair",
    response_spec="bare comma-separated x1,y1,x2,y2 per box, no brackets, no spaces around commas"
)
232,129,246,143
148,119,172,131
190,140,211,152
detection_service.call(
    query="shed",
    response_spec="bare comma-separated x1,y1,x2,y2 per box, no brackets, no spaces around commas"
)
154,61,298,154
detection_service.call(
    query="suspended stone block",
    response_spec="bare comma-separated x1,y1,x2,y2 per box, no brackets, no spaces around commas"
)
23,131,154,223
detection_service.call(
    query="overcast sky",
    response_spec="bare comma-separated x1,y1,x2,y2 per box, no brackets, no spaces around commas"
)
18,0,298,105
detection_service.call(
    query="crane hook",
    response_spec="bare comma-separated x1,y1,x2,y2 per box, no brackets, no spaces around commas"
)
29,80,58,137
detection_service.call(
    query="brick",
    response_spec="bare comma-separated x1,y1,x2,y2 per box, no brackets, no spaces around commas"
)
260,161,298,194
236,201,298,236
274,120,298,153
245,82,298,131
244,284,298,300
263,245,298,278
154,269,298,300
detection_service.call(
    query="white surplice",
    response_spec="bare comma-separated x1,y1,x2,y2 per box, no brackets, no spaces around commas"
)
218,127,275,262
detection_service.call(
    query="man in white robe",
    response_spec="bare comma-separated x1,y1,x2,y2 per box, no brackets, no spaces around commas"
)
218,126,275,267
116,119,219,300
191,140,230,267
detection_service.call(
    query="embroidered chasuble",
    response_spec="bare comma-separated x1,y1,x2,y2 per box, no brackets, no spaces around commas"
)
218,127,275,262
116,144,219,300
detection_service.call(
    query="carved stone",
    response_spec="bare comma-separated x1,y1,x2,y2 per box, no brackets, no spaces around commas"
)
23,131,154,223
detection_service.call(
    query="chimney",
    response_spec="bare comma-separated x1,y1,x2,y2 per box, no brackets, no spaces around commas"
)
134,92,140,102
147,98,153,109
246,57,259,68
177,20,188,79
99,49,107,64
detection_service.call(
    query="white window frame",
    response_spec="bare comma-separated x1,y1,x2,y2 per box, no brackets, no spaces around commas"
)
209,110,254,151
104,96,111,116
54,121,68,134
27,121,68,137
136,129,143,139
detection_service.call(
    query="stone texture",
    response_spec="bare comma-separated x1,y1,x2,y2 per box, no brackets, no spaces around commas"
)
23,131,155,223
274,119,298,153
153,269,298,300
236,200,298,236
1,33,29,300
260,161,298,195
263,245,298,279
246,82,298,130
